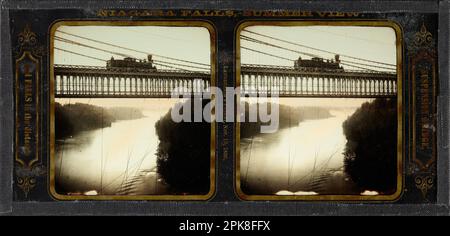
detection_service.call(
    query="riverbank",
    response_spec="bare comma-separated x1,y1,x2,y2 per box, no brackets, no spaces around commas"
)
54,103,173,195
240,108,357,195
240,102,333,138
55,102,145,139
342,98,397,194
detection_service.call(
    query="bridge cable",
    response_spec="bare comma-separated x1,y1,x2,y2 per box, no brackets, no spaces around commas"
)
242,29,397,67
55,46,198,72
55,38,204,72
242,38,378,72
153,59,210,71
337,62,379,72
56,30,211,68
241,35,395,72
55,36,135,58
55,47,107,62
241,35,395,71
241,46,294,62
241,35,319,58
152,61,192,72
242,45,379,72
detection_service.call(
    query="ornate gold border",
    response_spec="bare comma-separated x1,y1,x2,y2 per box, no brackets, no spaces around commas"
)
49,20,217,200
411,52,436,169
14,24,46,198
234,20,404,201
409,24,437,200
15,51,40,168
15,51,42,197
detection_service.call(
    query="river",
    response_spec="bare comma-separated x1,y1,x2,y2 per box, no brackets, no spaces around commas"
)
55,99,367,196
240,108,362,195
55,101,176,195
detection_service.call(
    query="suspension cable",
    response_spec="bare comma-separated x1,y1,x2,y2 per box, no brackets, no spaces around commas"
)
56,36,208,71
55,46,195,72
241,46,294,62
56,30,211,68
55,47,107,62
241,35,395,71
242,29,396,67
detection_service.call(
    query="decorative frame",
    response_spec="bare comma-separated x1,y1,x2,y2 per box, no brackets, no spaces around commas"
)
234,20,405,201
14,25,46,198
46,21,217,201
409,24,437,201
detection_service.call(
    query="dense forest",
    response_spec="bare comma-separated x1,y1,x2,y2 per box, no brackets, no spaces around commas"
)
155,99,332,194
342,98,397,194
55,102,144,139
155,98,211,194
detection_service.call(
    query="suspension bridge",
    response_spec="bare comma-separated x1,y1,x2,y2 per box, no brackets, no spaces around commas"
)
53,28,398,98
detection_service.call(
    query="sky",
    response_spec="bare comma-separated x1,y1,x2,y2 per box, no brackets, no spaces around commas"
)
54,25,211,68
240,25,397,70
54,25,397,70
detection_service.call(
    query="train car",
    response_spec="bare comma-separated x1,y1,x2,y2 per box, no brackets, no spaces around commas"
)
294,54,344,72
106,55,157,72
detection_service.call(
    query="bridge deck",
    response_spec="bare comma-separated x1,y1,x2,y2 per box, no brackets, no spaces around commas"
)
54,64,211,79
241,64,397,80
53,64,397,98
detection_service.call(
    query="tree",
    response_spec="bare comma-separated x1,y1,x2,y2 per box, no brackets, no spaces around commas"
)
155,98,211,194
342,98,397,194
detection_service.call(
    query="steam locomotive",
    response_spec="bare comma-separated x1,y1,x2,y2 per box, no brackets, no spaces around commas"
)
294,54,344,72
106,55,157,71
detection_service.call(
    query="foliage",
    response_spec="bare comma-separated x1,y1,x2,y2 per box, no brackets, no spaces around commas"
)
54,102,144,139
55,102,114,139
343,98,397,194
240,102,332,138
155,98,211,194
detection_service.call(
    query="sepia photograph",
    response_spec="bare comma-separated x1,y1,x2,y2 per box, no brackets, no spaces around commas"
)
2,0,444,217
237,23,401,199
50,23,215,199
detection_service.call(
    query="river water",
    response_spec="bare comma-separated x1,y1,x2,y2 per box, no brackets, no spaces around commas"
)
55,101,175,195
56,98,367,196
240,108,362,195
